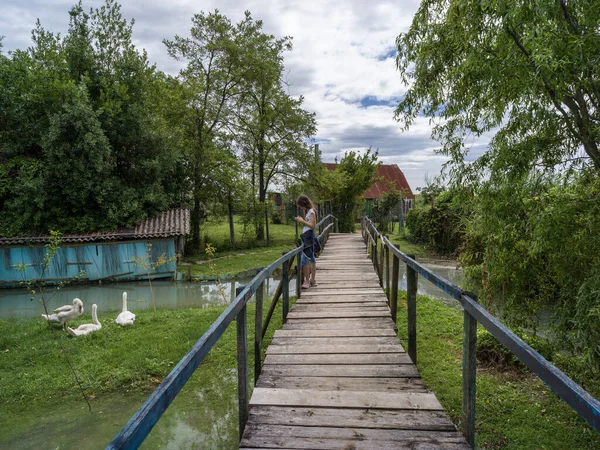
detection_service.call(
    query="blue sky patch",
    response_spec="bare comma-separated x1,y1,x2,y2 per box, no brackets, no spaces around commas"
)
377,48,397,61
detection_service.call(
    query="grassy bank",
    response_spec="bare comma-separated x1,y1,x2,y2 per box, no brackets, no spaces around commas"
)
1,297,289,448
179,217,300,278
395,293,600,449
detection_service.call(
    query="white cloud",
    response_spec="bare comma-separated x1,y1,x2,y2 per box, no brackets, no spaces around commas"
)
0,0,487,191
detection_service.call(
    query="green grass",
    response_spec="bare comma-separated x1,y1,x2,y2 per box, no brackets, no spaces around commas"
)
1,296,291,448
387,229,436,258
179,216,300,277
191,216,299,256
395,293,600,449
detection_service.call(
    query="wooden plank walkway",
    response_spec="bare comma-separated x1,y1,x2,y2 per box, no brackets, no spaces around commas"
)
240,233,471,450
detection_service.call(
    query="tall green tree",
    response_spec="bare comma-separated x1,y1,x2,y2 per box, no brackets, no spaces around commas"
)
164,10,253,253
233,25,316,241
319,148,380,232
395,0,600,179
0,0,185,236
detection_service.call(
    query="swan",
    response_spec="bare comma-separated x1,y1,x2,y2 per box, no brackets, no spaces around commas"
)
42,298,84,329
67,304,101,336
115,292,135,326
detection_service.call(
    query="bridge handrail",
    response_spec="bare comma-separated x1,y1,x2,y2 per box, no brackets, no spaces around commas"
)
108,215,337,449
361,216,600,445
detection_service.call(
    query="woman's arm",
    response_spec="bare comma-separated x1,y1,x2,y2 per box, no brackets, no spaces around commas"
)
295,211,316,229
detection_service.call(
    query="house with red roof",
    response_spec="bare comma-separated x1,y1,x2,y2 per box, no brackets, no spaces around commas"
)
323,163,415,217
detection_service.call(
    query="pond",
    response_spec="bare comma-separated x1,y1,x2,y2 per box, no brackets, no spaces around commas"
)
0,277,287,320
0,260,463,320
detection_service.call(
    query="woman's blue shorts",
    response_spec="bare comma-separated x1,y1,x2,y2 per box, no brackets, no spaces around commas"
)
301,230,317,266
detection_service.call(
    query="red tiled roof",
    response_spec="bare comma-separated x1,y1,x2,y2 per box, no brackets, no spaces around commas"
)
0,208,190,246
324,163,414,199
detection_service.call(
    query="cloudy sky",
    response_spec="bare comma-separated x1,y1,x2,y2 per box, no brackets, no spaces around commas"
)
0,0,488,191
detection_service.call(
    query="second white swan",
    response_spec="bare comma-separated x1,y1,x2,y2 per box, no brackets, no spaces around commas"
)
67,304,101,336
115,292,136,326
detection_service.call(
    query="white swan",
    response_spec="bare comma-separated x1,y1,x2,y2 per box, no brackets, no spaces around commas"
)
115,292,135,326
67,304,101,336
42,298,84,329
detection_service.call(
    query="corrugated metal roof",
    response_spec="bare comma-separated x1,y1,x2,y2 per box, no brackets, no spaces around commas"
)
0,208,190,246
324,163,414,199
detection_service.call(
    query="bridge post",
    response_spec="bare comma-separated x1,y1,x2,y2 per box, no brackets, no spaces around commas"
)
235,286,249,439
406,256,417,365
379,237,385,288
385,242,390,304
254,282,263,385
296,252,302,299
282,258,290,322
462,295,478,447
390,253,399,323
373,234,379,279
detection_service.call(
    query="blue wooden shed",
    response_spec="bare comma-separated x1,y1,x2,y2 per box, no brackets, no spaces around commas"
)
0,208,189,287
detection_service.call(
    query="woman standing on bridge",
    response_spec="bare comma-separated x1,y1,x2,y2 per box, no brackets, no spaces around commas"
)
295,195,318,289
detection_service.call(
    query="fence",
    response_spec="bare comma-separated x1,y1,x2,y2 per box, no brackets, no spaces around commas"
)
360,216,600,447
107,214,337,449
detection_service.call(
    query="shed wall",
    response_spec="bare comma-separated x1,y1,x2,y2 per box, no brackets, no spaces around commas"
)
0,239,177,287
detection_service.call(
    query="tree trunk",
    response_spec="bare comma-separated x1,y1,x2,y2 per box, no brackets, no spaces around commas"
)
265,205,270,242
256,162,266,241
191,196,202,254
228,191,236,250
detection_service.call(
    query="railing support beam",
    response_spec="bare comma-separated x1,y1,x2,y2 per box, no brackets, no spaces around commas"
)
282,259,290,323
462,300,477,447
236,289,249,440
407,254,417,365
254,282,263,385
390,253,399,324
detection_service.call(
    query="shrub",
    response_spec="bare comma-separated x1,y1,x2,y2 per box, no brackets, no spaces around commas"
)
271,209,283,224
476,329,555,370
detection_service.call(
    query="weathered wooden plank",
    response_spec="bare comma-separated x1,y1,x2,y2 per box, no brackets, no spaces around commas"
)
260,364,420,378
245,405,454,430
310,282,382,288
256,376,425,392
284,318,395,330
270,336,400,346
241,425,469,449
240,445,469,450
266,344,404,355
300,289,384,297
286,310,391,319
241,424,468,447
273,328,396,338
292,302,389,310
263,353,411,365
249,388,444,410
316,264,374,268
296,295,388,304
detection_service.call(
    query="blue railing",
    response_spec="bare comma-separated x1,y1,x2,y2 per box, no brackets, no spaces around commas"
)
361,217,600,446
107,214,337,449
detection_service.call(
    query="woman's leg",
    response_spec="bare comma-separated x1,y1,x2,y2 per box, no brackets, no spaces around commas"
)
310,261,317,285
301,253,311,288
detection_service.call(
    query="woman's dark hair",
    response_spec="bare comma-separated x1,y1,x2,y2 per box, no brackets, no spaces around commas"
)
297,195,317,218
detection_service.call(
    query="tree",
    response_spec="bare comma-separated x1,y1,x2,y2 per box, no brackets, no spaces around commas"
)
164,10,252,254
372,180,403,232
319,148,380,232
0,0,185,236
233,20,317,241
395,0,600,180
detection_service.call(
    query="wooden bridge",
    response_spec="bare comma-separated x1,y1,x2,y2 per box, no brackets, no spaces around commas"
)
108,215,599,450
240,233,471,449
